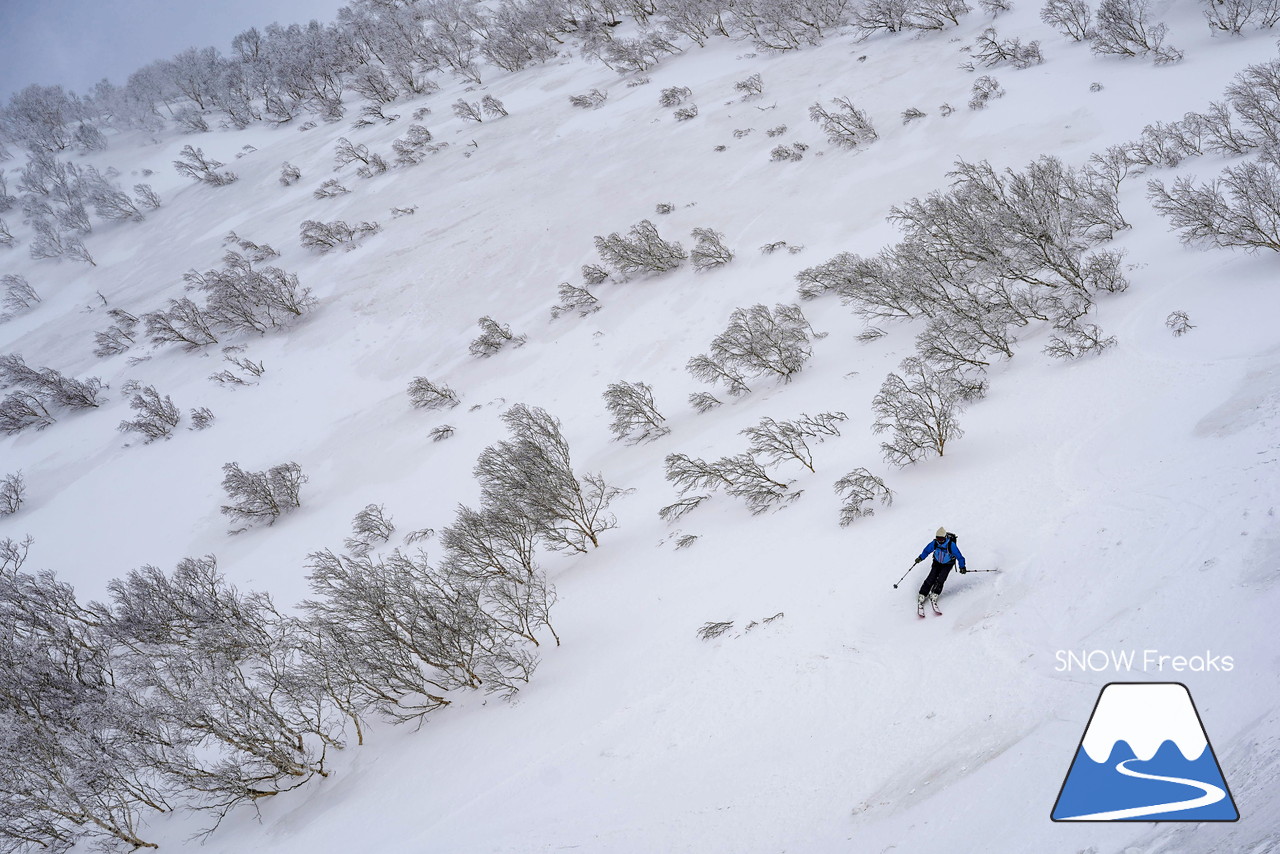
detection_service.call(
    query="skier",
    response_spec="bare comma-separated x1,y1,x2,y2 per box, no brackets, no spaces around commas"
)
913,527,966,616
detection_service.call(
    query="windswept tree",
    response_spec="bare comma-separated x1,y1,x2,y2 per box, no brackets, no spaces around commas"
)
688,303,816,397
603,381,669,443
474,404,624,552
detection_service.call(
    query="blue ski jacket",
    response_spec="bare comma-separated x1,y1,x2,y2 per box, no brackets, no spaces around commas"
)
919,537,965,568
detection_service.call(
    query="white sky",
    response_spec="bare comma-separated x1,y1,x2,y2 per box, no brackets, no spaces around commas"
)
0,0,350,100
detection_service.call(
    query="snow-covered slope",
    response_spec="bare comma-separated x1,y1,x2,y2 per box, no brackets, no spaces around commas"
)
3,2,1279,852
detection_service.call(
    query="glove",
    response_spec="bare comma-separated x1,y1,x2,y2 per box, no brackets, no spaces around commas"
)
913,557,922,565
959,566,967,574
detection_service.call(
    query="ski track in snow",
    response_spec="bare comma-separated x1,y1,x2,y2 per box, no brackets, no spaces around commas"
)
1059,758,1226,821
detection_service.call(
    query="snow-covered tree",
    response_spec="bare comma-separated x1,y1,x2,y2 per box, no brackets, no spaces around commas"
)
690,227,734,270
300,219,381,252
1091,0,1182,63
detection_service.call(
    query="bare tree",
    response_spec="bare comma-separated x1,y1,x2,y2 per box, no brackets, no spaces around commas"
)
664,452,795,515
220,461,307,528
1092,0,1182,63
1166,310,1195,336
968,75,1005,109
550,282,602,319
452,99,484,122
474,404,624,552
604,381,669,443
469,316,527,357
0,392,56,434
1,274,39,318
392,125,437,166
280,162,302,186
143,297,219,350
1040,0,1093,39
344,504,396,556
1148,156,1280,253
594,219,687,276
690,227,734,270
300,219,381,252
481,95,508,118
0,472,23,515
741,412,847,473
313,178,350,199
569,89,609,109
872,356,969,466
691,303,816,393
118,386,182,442
408,377,460,410
0,353,104,410
173,145,238,186
735,73,765,99
808,97,879,149
833,468,893,525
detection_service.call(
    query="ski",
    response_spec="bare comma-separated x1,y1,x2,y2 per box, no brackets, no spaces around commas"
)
917,603,926,619
931,602,943,616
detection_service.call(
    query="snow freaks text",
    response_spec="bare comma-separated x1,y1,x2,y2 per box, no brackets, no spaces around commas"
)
1054,650,1234,673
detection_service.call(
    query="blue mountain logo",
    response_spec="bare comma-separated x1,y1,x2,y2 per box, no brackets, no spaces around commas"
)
1051,682,1238,822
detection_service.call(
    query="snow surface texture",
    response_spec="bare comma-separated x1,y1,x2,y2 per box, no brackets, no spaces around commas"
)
1080,683,1208,763
2,2,1280,854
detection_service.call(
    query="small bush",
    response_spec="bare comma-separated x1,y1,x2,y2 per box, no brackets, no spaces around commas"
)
173,145,237,186
0,471,24,515
408,378,460,410
690,228,734,271
968,76,1006,110
220,461,307,528
469,316,526,357
300,219,381,253
833,469,893,525
1166,310,1194,336
117,385,181,442
569,89,608,109
279,162,302,186
593,219,687,276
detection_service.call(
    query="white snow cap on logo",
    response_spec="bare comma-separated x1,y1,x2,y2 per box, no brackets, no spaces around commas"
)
1080,683,1208,763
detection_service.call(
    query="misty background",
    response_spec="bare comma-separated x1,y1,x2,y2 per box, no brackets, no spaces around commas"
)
0,0,348,99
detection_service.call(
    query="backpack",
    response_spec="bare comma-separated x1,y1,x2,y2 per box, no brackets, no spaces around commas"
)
936,532,958,561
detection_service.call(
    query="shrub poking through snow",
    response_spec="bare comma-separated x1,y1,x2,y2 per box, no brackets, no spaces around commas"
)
551,282,602,319
1147,154,1280,253
663,452,795,515
834,469,894,525
569,89,608,109
344,504,396,556
219,461,307,527
313,179,350,199
970,27,1044,69
1166,310,1195,336
687,303,815,396
117,385,182,442
279,162,302,186
968,76,1005,109
604,381,669,443
660,86,692,107
690,227,734,270
300,219,381,253
1,275,39,319
593,219,687,276
808,97,879,149
469,316,526,357
408,378,460,410
741,412,848,473
0,472,24,515
173,145,237,186
735,73,764,99
392,125,436,166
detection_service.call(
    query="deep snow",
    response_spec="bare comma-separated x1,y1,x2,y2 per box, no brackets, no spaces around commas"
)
2,2,1280,852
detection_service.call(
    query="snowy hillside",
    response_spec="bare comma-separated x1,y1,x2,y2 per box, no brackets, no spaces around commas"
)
2,1,1280,852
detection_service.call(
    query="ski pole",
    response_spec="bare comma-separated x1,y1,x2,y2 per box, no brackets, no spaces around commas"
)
963,568,1000,573
892,563,916,589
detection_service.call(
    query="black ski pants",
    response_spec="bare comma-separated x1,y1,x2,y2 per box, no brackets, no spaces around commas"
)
918,560,955,597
